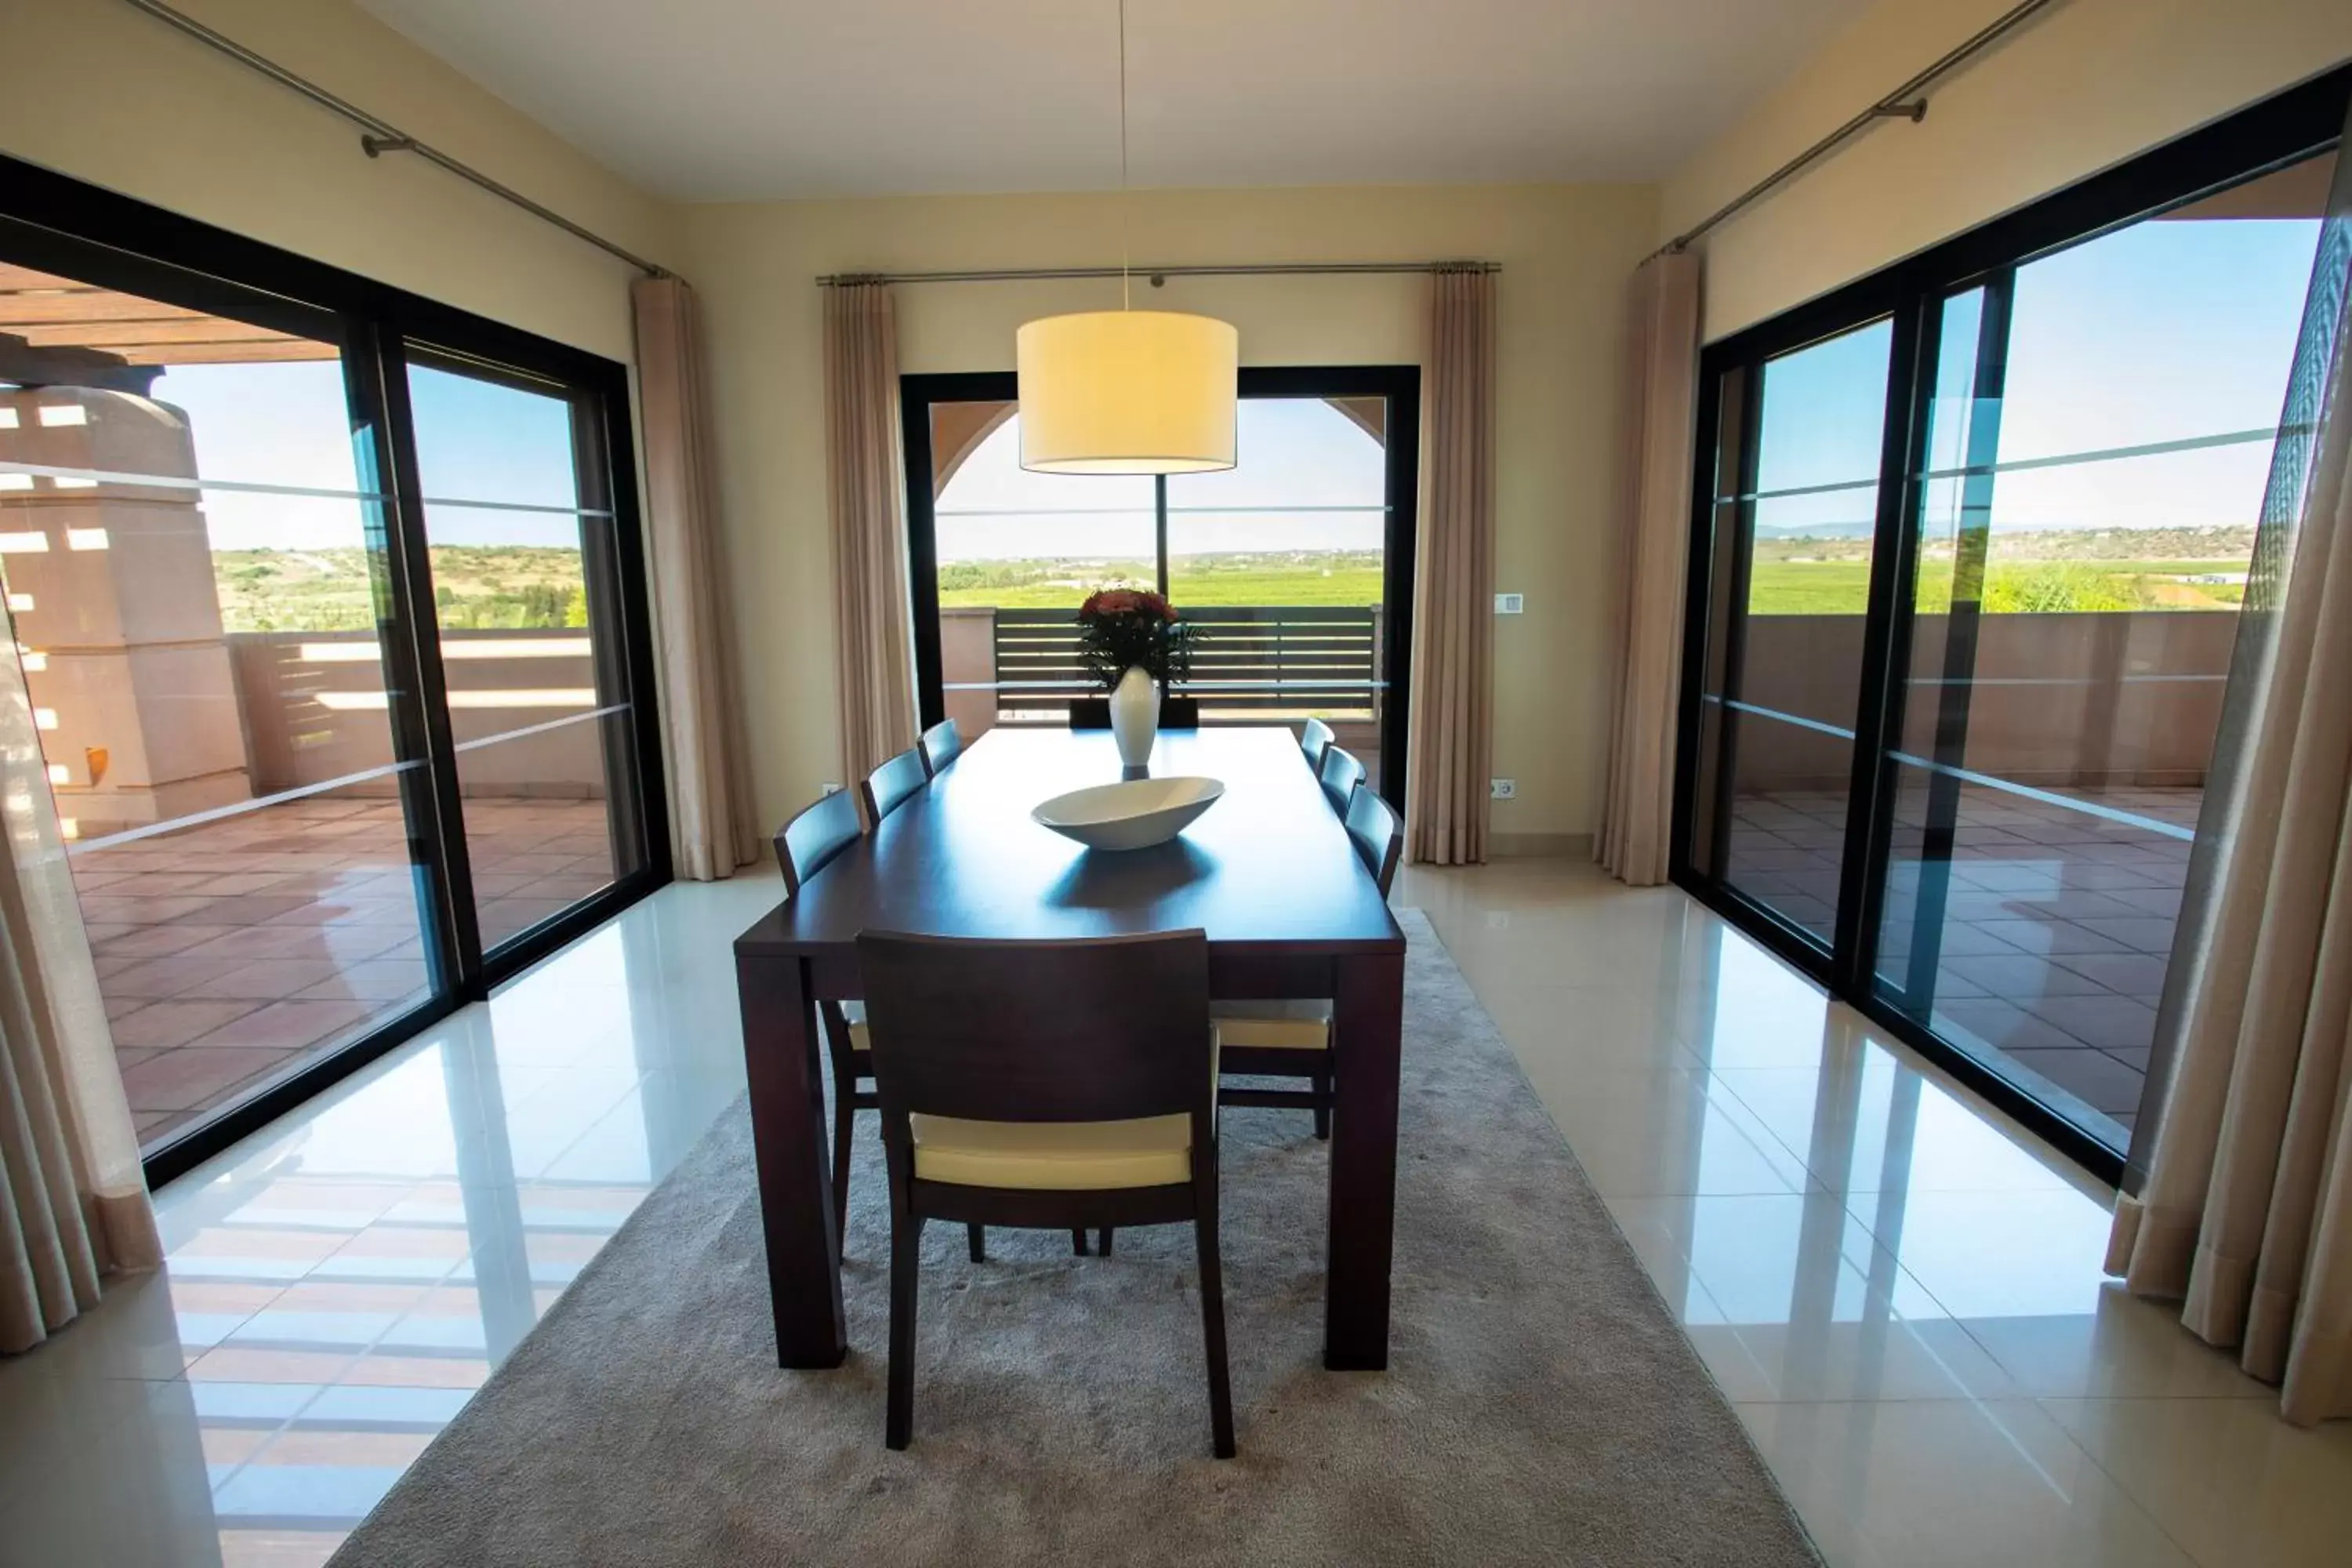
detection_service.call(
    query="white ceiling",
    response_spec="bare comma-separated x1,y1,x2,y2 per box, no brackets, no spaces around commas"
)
356,0,1871,202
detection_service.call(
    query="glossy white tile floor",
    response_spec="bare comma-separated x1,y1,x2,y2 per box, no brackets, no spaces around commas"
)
2,858,2345,1566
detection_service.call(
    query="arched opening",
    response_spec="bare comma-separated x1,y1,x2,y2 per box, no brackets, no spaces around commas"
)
905,371,1417,808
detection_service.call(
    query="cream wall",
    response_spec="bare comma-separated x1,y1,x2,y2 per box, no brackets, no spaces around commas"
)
0,0,675,361
1665,0,2352,342
679,183,1657,846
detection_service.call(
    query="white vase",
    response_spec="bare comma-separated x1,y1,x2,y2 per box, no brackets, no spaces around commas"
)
1108,665,1160,770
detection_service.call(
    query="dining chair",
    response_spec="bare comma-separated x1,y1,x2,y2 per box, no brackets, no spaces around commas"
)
860,746,930,826
857,928,1235,1457
918,717,963,775
775,789,876,1248
1299,716,1335,771
1317,743,1366,816
1208,781,1403,1140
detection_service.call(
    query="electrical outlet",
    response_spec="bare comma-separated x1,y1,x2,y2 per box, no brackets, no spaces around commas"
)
1490,778,1515,800
1494,592,1525,615
820,781,843,796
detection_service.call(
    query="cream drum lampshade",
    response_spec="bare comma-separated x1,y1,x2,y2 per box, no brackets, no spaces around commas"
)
1015,310,1239,474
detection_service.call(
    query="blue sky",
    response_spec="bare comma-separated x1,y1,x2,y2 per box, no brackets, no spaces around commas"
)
1744,204,2325,538
933,396,1388,560
147,361,583,550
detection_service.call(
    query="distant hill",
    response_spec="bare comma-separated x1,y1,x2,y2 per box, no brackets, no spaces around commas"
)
212,546,588,633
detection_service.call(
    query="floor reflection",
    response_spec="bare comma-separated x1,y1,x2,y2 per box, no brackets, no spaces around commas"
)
0,872,776,1566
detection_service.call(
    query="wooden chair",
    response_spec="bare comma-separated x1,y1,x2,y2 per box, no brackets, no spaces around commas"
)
918,717,963,775
1069,695,1200,729
1317,744,1366,817
858,929,1234,1457
1299,716,1335,771
775,790,875,1249
860,746,929,826
1211,782,1403,1139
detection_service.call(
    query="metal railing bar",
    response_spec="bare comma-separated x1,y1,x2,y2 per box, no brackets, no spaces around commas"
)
0,461,615,518
65,703,629,854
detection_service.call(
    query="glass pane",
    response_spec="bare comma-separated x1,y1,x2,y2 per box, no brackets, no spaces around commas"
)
926,401,1155,731
1871,151,2333,1151
0,261,437,1152
1691,319,1893,944
1167,397,1389,788
405,360,640,951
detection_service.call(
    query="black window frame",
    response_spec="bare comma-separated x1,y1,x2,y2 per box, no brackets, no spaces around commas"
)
901,365,1420,809
0,152,673,1187
1671,64,2352,1185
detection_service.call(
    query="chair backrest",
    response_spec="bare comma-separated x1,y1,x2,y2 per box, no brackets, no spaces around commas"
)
1344,783,1404,897
1318,744,1366,817
918,718,963,775
775,789,862,898
861,746,930,826
1299,717,1335,770
858,931,1214,1129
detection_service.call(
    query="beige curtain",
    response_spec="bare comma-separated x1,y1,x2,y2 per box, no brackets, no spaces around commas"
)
1595,252,1702,886
2105,213,2352,1424
631,276,761,882
2,639,160,1353
824,281,918,783
1406,267,1497,866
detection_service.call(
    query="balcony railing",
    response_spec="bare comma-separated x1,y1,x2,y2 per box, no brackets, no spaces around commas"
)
978,604,1383,717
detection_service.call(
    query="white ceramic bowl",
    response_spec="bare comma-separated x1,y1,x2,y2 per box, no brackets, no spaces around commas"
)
1031,775,1226,851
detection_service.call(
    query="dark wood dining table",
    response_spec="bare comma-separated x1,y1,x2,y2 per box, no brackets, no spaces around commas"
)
733,725,1407,1372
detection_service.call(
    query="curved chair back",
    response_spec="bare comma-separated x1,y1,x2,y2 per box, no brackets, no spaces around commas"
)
1317,744,1365,817
1299,717,1335,771
861,746,930,826
776,789,862,898
1344,784,1404,897
918,718,963,775
858,931,1214,1130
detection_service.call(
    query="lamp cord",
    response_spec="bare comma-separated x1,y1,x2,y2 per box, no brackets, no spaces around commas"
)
1118,0,1130,310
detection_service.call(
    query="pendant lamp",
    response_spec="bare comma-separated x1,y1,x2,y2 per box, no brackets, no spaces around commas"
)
1017,0,1236,474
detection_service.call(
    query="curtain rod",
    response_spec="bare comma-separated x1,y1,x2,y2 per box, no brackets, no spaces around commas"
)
117,0,672,279
1661,0,2060,257
817,260,1500,287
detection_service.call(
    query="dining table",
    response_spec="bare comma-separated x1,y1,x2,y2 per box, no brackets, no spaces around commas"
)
732,724,1408,1372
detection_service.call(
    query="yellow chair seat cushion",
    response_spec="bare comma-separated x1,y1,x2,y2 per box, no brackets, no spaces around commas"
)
909,1112,1193,1190
1210,998,1331,1051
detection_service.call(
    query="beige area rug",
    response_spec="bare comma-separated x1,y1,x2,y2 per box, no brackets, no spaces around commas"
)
331,910,1819,1566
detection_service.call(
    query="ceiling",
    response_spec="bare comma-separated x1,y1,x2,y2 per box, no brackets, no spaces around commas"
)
354,0,1871,201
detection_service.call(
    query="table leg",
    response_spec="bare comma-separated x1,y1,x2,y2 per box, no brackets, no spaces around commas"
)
1327,949,1404,1370
736,949,847,1368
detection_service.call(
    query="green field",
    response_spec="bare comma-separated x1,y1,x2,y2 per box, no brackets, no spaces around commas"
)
1744,527,2252,615
199,528,2254,636
211,546,590,633
938,551,1385,610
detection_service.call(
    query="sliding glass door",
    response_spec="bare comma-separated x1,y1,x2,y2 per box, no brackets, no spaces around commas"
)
0,159,669,1179
902,367,1418,805
1687,319,1892,945
1676,76,2346,1172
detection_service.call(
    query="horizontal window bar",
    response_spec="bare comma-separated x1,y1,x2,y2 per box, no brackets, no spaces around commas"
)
1705,695,2202,839
0,461,612,517
1904,673,2227,688
1708,694,1860,742
63,702,628,855
1916,423,2304,482
1711,423,2310,507
1885,751,2197,841
946,679,1391,691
